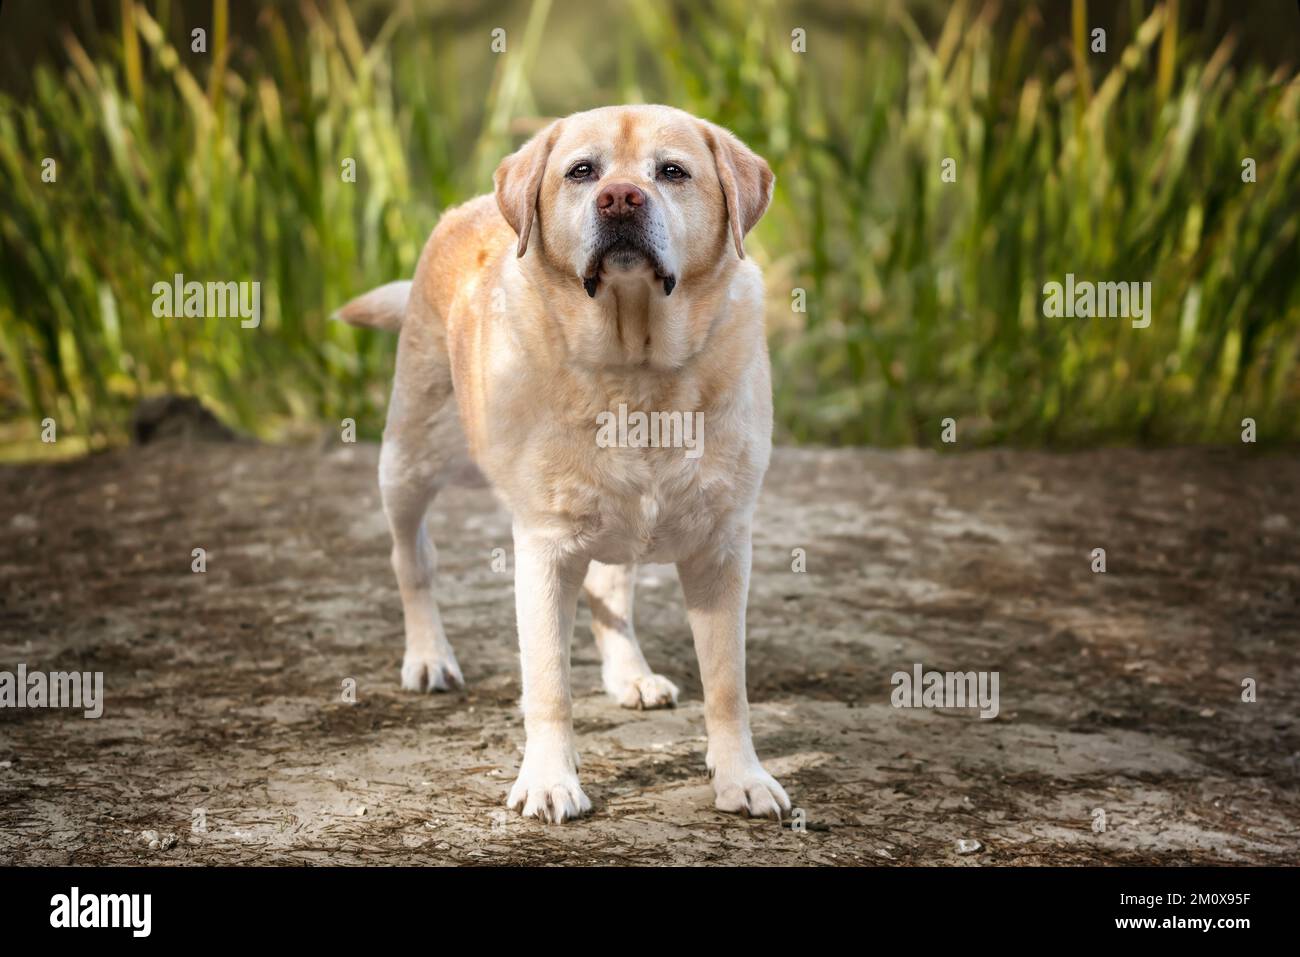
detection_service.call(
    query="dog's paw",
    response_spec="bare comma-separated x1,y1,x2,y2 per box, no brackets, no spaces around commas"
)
507,762,591,824
609,672,679,710
400,648,463,693
710,762,791,820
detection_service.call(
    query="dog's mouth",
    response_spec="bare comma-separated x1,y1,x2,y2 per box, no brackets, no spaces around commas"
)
582,233,675,298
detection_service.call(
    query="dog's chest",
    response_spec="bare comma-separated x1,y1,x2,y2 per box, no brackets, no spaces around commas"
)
574,448,728,565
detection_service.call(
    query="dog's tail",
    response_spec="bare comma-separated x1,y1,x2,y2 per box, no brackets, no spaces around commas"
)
332,280,411,333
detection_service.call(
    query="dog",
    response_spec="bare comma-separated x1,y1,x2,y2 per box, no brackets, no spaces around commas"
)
336,105,788,823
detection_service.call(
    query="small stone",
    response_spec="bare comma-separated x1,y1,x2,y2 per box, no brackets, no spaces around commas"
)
131,394,240,445
955,839,982,855
355,806,367,816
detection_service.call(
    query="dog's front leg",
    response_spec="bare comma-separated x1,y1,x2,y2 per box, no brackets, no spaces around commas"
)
678,524,791,819
506,524,592,823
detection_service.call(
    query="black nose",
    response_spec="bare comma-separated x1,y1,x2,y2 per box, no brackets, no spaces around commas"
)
596,182,646,219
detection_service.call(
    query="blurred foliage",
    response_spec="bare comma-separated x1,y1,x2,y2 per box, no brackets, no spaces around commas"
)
0,0,1297,456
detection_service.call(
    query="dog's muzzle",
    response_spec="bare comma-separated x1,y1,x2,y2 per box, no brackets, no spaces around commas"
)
581,203,675,298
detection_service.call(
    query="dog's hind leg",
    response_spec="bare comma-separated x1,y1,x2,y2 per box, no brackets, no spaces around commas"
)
583,562,678,709
376,311,466,692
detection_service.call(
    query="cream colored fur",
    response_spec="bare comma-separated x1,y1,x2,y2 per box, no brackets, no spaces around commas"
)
337,105,788,823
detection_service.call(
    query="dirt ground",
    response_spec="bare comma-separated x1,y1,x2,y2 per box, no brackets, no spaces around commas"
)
1,431,1298,866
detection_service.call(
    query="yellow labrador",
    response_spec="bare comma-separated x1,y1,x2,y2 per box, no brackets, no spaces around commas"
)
337,105,788,823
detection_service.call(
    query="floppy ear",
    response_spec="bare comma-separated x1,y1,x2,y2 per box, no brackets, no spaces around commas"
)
703,123,774,259
493,120,562,258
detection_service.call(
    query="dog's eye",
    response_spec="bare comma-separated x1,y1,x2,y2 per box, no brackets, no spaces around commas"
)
566,162,595,181
659,164,690,181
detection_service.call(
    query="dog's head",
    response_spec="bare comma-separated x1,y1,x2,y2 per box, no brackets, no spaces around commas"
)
494,105,773,299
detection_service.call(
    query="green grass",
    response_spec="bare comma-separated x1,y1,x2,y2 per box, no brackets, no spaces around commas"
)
1,0,1298,455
